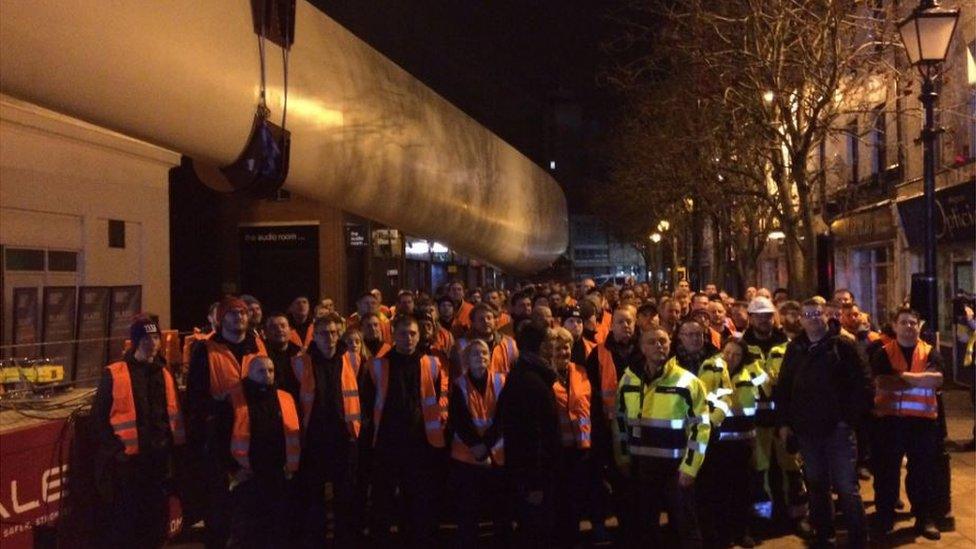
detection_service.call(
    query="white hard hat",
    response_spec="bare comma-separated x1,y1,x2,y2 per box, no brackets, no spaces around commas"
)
747,296,776,314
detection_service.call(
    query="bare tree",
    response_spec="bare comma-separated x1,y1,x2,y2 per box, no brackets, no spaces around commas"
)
601,0,898,295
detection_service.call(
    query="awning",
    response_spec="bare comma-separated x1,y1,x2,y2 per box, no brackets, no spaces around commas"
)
830,201,896,246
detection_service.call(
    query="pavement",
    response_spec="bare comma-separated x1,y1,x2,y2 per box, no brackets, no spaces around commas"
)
170,387,976,548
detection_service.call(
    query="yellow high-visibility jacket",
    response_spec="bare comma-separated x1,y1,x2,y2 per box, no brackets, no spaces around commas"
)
614,357,711,478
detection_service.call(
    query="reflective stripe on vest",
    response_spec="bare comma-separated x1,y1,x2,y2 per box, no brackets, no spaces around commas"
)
596,344,620,420
874,341,938,419
107,361,185,455
290,353,317,431
552,363,592,449
205,338,267,399
874,342,938,418
372,354,446,447
617,362,706,460
230,388,301,473
451,372,505,466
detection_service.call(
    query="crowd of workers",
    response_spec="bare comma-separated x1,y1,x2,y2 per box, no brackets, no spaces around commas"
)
91,278,973,548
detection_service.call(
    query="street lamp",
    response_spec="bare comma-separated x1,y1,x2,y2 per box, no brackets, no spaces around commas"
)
898,0,959,337
649,232,662,243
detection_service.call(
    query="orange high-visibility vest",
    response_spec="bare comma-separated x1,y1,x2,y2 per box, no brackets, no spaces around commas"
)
433,326,455,355
594,344,621,420
182,329,213,366
204,337,267,399
229,387,301,473
552,362,593,449
595,312,612,344
496,312,513,330
708,327,723,350
874,340,938,420
450,372,505,466
291,350,362,437
453,301,474,333
370,354,448,447
162,330,181,371
107,361,185,455
288,324,314,349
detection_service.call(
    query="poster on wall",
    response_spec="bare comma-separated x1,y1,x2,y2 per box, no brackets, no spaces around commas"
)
42,286,77,377
74,286,111,384
12,287,40,358
106,286,142,362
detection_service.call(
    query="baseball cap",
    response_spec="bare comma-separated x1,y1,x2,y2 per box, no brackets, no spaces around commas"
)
747,296,776,314
129,316,160,346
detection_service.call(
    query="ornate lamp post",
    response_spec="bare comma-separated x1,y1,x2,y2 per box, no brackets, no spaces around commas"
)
897,0,959,337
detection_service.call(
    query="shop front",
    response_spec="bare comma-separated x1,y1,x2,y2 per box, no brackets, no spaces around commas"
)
830,202,900,328
897,177,976,382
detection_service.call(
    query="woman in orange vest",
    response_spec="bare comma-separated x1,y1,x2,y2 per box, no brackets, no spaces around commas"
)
541,326,593,548
447,339,509,546
225,355,301,549
92,316,185,548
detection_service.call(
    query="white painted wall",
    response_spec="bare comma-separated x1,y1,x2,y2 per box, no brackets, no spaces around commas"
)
0,96,179,345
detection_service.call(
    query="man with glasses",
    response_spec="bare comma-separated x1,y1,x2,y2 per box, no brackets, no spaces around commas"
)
775,299,872,547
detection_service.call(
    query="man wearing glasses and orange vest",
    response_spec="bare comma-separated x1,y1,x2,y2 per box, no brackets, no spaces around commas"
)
870,307,945,540
292,312,364,546
186,296,267,548
93,315,185,548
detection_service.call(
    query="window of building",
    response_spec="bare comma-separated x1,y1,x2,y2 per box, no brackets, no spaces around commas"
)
968,86,975,161
852,246,893,326
47,250,78,272
870,105,887,177
846,119,859,185
4,248,45,271
108,219,125,248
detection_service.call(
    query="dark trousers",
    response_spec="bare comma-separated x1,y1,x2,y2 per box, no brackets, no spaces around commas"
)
228,475,291,549
620,459,702,548
796,422,867,547
370,447,440,546
449,460,511,547
97,459,170,548
509,470,555,549
552,448,589,547
297,440,359,547
697,441,752,547
872,416,940,523
204,461,232,549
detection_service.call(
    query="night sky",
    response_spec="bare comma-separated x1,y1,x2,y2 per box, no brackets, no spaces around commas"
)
312,1,615,211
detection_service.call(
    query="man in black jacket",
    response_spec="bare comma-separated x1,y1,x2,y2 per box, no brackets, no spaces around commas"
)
92,316,182,548
360,313,448,545
496,323,560,547
297,313,363,546
775,298,873,548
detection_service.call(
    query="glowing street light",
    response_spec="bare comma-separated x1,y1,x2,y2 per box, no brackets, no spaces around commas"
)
649,232,662,243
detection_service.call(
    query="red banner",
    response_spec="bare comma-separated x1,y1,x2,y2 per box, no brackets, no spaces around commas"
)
0,421,69,548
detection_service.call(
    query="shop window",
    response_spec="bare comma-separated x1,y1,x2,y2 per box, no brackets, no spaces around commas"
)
852,246,893,326
47,251,78,272
5,248,45,271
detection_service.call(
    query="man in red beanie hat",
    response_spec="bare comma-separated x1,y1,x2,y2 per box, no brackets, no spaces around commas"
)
186,296,267,548
92,314,185,547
